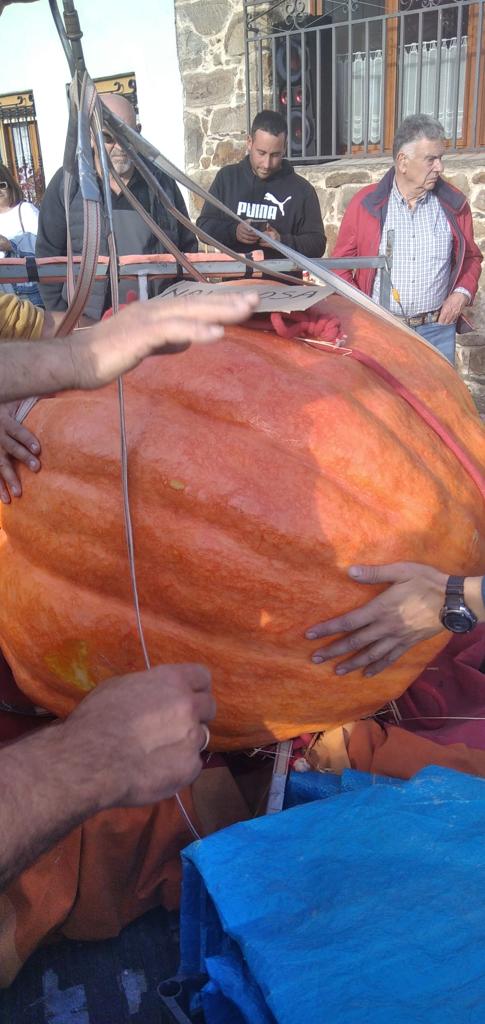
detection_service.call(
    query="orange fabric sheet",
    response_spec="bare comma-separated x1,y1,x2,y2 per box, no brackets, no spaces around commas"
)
0,791,198,988
347,719,485,780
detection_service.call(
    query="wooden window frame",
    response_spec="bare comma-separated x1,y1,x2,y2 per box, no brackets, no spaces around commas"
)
350,0,484,155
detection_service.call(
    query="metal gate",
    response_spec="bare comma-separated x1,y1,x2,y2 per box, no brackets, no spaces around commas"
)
0,90,45,203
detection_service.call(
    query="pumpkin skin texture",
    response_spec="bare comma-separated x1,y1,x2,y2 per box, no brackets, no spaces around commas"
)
0,293,484,750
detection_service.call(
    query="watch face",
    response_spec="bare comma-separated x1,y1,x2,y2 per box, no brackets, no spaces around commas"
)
442,610,475,634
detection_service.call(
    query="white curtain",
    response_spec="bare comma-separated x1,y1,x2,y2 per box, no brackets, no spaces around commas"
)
336,49,383,145
337,35,468,146
402,37,468,136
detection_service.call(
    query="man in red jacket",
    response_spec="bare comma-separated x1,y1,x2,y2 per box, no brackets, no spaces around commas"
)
332,114,482,364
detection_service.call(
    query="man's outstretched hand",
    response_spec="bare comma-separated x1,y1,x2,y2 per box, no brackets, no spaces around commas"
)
0,290,260,405
68,290,260,390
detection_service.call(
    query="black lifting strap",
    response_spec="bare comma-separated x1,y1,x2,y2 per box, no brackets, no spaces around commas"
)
25,256,39,283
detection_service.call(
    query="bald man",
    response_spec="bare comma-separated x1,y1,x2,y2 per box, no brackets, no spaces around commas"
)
36,92,197,319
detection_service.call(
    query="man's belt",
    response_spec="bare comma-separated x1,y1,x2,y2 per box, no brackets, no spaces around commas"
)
396,310,441,327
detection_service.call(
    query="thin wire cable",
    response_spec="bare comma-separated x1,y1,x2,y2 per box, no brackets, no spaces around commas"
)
91,99,202,843
47,10,203,841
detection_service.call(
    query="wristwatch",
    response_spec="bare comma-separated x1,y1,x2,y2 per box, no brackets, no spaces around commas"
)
439,575,478,633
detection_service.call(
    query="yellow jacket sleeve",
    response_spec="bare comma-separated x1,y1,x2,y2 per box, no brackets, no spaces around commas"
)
0,294,44,341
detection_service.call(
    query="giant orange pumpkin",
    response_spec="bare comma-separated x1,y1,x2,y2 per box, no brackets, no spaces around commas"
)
0,289,484,749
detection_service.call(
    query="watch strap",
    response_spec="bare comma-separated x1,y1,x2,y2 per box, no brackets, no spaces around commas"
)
446,575,465,596
440,575,479,633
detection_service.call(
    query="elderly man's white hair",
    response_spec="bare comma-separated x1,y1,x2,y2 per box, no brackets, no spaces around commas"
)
393,115,445,160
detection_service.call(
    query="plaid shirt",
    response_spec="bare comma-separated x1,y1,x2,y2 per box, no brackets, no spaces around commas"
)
371,183,454,317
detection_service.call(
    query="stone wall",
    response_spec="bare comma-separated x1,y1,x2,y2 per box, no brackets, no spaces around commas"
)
174,0,485,410
175,0,247,189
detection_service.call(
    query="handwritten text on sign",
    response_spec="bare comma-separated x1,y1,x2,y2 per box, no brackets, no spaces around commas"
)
161,281,334,314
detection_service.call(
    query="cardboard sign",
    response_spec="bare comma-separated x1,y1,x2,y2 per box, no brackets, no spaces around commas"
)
160,280,334,313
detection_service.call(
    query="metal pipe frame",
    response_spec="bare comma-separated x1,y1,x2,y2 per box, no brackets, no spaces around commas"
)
0,254,394,307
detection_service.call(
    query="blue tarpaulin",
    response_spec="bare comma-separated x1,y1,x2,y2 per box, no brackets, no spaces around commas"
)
180,767,485,1023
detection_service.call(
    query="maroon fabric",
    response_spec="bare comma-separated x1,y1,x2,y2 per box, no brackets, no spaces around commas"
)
0,651,50,744
396,625,485,748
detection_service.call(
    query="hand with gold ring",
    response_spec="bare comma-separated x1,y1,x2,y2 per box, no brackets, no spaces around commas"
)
62,663,216,811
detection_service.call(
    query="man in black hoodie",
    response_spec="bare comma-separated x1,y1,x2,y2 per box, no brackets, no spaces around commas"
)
197,110,326,261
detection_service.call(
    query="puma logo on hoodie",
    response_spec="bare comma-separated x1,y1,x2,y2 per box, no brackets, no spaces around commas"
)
236,200,278,221
236,194,293,220
264,192,292,216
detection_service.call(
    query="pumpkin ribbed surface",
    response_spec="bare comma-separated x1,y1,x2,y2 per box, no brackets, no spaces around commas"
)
0,294,484,749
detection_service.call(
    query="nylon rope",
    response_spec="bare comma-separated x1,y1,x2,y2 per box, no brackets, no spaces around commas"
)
300,335,485,503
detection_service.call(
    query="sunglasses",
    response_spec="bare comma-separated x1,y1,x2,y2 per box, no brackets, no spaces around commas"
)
0,182,9,190
101,123,142,146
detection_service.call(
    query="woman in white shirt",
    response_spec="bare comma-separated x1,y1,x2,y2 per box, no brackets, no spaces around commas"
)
0,162,38,239
0,162,43,306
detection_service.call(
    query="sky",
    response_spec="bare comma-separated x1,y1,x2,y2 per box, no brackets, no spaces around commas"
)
0,0,185,184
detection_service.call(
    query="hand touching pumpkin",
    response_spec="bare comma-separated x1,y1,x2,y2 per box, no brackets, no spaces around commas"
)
306,562,448,676
69,290,261,390
0,401,41,503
